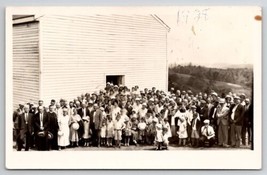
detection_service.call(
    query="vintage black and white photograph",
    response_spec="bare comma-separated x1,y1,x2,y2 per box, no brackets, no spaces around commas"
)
5,6,262,169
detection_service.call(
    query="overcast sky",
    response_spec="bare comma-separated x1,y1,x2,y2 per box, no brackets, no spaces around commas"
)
158,7,261,67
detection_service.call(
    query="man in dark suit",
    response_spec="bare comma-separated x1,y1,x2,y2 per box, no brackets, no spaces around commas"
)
208,100,218,143
34,106,50,150
13,103,24,147
190,106,202,147
78,102,90,146
197,100,209,124
229,96,245,148
92,104,103,147
242,98,252,146
17,105,34,151
47,105,59,150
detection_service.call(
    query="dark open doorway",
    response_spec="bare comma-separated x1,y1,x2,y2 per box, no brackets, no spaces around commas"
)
106,75,125,85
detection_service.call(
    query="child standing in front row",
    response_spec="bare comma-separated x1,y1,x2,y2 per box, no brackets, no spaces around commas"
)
155,122,163,150
113,114,125,148
138,117,147,144
124,118,132,146
106,115,114,147
162,127,169,150
100,119,107,146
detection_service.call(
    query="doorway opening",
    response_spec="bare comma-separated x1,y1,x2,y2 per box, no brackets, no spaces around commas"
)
106,75,125,85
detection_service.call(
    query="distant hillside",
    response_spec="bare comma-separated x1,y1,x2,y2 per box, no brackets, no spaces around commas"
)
168,64,253,97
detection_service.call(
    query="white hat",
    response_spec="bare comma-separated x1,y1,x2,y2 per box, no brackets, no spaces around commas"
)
211,92,218,96
203,119,210,124
72,123,80,130
234,96,240,100
152,118,158,123
219,98,225,104
240,93,246,98
93,103,98,107
225,95,231,99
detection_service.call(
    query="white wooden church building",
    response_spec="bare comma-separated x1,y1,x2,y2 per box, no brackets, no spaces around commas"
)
12,14,170,108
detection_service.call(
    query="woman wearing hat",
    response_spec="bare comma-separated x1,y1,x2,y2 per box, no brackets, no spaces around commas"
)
69,108,82,147
57,108,70,150
177,107,188,146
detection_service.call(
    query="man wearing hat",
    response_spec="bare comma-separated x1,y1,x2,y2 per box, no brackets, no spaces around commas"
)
200,119,215,147
216,98,230,147
34,106,50,150
78,102,90,146
47,105,59,150
229,96,245,148
197,100,209,124
17,105,34,151
92,104,103,147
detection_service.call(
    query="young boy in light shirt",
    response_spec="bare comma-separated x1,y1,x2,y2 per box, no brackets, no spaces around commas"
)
113,114,125,148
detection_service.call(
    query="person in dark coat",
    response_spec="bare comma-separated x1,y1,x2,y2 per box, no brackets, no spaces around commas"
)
229,96,245,148
241,98,253,146
190,106,201,147
13,103,24,147
34,106,50,151
197,100,209,124
78,102,90,146
47,105,59,150
92,104,103,147
17,105,34,151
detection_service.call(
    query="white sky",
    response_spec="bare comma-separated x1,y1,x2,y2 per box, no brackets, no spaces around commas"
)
10,6,261,68
158,7,261,67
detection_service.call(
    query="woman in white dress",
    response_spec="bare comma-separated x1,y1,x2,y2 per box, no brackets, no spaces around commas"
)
58,108,70,150
177,108,188,146
69,108,81,147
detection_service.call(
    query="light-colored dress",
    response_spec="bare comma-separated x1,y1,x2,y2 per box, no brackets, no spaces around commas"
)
106,120,114,138
101,124,107,138
124,122,132,136
155,123,163,142
162,122,172,138
58,115,70,146
82,116,90,139
138,122,147,139
177,112,188,139
69,114,81,142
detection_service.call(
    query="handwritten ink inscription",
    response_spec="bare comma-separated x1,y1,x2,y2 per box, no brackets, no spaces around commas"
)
177,9,210,24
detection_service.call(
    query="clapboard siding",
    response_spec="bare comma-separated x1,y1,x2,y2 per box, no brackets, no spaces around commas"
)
13,22,40,109
40,15,167,104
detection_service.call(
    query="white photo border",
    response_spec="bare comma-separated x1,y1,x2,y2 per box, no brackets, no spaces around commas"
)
5,6,262,169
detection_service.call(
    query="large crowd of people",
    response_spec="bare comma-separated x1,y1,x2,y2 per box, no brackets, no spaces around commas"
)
13,83,253,151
